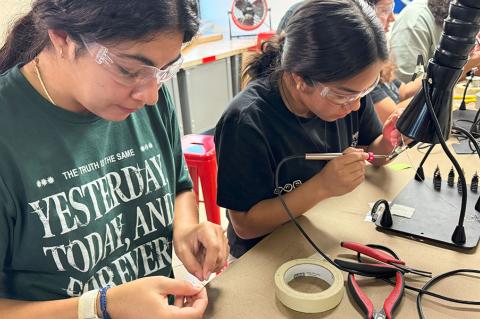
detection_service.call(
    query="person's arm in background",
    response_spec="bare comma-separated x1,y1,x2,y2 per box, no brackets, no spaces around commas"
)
398,77,422,101
374,96,413,124
374,78,421,123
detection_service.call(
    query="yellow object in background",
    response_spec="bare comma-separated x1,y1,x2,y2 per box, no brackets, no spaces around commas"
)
453,95,476,100
454,79,480,97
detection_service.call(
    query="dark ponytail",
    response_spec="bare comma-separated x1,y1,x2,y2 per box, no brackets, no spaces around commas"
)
0,0,199,74
245,0,388,84
243,35,285,83
0,12,49,74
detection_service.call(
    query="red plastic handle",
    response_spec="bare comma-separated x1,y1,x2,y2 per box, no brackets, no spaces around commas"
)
367,152,375,162
347,274,374,319
341,242,405,265
383,272,405,319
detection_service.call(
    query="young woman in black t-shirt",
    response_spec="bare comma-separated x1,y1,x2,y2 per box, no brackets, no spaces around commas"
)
215,0,404,258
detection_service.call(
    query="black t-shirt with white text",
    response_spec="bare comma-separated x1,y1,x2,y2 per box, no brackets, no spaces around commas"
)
215,77,382,258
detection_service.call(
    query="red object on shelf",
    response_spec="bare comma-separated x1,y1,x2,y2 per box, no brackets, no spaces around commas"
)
254,31,276,52
181,134,221,225
202,55,217,64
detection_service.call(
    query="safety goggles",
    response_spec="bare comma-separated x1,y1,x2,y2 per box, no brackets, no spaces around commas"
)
315,75,380,105
82,39,183,87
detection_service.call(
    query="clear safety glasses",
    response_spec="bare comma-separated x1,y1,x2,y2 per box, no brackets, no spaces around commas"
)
315,75,380,106
82,39,183,87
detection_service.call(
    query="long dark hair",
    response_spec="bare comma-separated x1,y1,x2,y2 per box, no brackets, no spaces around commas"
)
428,0,451,25
244,0,388,85
0,0,199,74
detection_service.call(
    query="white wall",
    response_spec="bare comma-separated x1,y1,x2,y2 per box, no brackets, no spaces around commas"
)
0,0,32,46
269,0,303,28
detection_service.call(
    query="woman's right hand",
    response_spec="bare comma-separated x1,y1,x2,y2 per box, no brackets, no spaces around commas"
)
316,147,369,197
105,276,207,319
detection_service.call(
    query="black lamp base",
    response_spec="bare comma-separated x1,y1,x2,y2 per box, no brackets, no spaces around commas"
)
375,178,480,249
452,109,478,131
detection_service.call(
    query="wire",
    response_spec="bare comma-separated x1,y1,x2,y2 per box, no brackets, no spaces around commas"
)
418,144,434,169
417,143,432,151
274,155,366,275
451,126,480,156
454,119,474,125
275,155,415,277
274,154,480,306
459,76,474,111
357,250,480,307
416,270,480,319
471,108,480,138
422,79,468,234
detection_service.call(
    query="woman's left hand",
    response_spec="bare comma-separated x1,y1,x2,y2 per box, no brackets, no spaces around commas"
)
173,222,229,281
382,108,404,146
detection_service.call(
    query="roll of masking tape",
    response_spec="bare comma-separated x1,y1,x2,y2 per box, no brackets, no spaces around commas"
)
274,258,344,313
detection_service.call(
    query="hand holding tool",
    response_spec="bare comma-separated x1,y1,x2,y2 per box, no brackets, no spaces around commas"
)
305,152,390,162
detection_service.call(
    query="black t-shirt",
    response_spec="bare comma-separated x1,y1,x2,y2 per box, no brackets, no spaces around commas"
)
214,77,383,258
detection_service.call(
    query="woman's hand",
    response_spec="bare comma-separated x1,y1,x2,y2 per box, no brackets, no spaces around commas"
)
316,147,369,197
173,222,229,281
383,108,404,146
106,277,207,319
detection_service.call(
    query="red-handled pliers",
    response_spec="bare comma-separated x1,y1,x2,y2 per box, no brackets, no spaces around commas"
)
347,271,404,319
341,242,432,278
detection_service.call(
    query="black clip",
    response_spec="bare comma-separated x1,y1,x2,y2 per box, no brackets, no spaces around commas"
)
371,199,393,227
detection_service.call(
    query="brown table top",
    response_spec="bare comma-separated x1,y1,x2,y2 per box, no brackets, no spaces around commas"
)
205,141,480,319
182,38,256,69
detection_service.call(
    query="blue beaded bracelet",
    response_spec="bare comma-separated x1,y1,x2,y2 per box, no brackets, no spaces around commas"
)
99,285,111,319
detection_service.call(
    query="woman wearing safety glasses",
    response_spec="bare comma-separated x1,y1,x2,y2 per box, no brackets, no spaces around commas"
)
215,0,403,259
0,1,228,319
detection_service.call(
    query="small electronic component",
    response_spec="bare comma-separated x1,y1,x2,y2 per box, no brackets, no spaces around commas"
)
448,167,455,187
472,172,479,193
433,166,442,191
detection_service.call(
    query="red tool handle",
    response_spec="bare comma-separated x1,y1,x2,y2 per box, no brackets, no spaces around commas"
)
383,271,405,319
341,242,406,265
347,273,374,319
367,152,375,162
